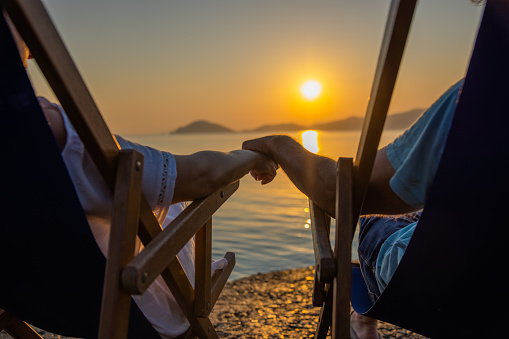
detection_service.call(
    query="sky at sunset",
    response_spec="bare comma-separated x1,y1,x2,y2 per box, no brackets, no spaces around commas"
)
27,0,483,135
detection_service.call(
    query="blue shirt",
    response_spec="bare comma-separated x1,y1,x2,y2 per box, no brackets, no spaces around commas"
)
375,80,463,293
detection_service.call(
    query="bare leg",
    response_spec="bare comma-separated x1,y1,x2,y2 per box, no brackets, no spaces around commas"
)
351,311,380,339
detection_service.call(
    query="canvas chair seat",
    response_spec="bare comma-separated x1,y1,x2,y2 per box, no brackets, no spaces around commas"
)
352,1,509,337
0,16,161,336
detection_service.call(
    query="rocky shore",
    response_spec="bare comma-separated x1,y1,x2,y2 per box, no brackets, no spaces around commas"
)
1,266,427,339
210,266,427,339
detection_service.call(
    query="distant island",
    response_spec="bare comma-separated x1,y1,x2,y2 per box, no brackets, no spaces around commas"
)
172,120,236,134
171,108,424,134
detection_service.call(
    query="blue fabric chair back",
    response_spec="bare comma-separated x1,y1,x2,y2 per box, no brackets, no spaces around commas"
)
0,12,160,339
352,1,509,337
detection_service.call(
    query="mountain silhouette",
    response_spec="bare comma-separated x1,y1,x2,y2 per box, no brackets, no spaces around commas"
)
311,116,364,131
383,109,424,129
171,109,424,134
171,120,235,134
310,108,424,131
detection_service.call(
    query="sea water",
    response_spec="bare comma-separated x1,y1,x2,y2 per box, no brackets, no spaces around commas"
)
128,130,403,280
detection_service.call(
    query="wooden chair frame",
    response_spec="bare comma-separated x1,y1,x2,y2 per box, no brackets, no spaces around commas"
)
0,309,43,339
0,0,236,338
309,0,418,338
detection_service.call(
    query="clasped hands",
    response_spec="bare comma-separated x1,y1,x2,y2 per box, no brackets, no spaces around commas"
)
243,136,279,185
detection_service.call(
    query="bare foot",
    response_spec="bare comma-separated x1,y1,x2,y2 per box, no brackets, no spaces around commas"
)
350,311,381,339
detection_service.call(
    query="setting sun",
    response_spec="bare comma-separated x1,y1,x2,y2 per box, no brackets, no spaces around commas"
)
300,80,322,100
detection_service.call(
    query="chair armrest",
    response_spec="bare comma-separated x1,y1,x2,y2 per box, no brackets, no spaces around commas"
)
309,200,336,284
122,181,239,295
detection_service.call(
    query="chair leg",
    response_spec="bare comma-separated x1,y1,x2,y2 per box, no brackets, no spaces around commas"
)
0,309,43,339
314,284,333,339
331,158,354,339
175,327,197,339
99,150,144,339
195,218,212,317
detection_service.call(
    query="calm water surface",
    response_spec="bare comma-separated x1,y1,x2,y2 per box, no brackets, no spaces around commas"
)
129,130,403,280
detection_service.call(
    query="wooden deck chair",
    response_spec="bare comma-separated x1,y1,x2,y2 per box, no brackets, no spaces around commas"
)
309,0,509,338
0,0,236,338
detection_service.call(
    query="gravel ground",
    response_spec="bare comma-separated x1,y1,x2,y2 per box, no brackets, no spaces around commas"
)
1,266,428,339
209,266,427,339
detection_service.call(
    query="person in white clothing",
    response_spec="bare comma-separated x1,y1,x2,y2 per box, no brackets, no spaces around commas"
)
5,13,278,338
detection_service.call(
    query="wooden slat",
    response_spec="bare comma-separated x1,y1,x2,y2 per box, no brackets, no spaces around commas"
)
309,200,335,284
98,151,144,339
0,309,43,339
309,200,333,307
195,218,212,318
161,260,219,339
332,158,354,339
136,199,219,337
211,252,235,309
127,184,237,338
312,267,326,307
175,328,196,339
314,284,333,339
122,182,239,295
353,0,417,219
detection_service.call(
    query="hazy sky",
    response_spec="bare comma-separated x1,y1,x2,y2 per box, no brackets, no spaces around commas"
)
28,0,483,134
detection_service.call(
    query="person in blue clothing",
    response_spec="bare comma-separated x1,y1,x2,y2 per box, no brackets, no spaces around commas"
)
243,80,463,339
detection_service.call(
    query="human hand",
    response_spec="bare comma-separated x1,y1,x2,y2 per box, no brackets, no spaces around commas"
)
251,152,278,185
242,135,277,157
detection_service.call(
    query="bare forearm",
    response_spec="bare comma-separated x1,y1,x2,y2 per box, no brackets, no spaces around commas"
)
173,150,274,203
246,135,337,216
243,136,416,217
203,150,268,189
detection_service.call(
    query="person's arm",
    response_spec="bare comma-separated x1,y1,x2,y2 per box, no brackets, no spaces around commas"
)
39,97,276,205
243,135,337,215
172,150,277,203
362,146,415,215
242,135,415,216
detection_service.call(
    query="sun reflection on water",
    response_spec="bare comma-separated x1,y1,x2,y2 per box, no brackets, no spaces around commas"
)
301,130,319,154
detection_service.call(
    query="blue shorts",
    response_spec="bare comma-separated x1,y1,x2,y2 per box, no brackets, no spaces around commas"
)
358,212,421,301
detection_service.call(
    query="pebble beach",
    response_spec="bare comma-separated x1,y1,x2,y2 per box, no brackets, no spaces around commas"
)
1,266,427,339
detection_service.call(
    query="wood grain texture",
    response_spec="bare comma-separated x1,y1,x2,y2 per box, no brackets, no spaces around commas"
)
353,0,417,219
331,158,354,339
122,182,239,295
309,201,335,284
99,150,144,339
